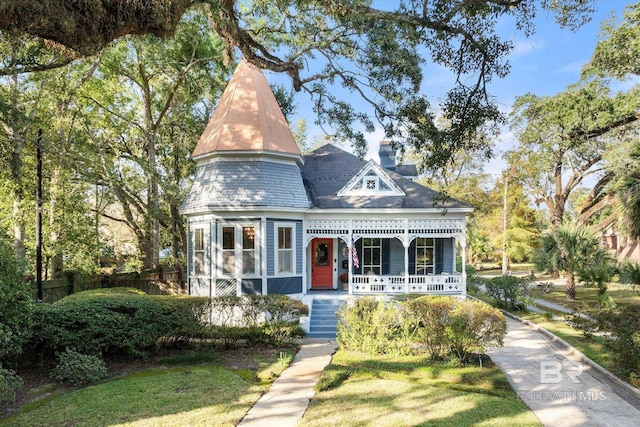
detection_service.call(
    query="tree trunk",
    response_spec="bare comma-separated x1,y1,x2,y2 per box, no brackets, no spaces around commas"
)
11,132,25,264
566,271,576,300
49,167,64,278
12,195,25,264
501,175,509,276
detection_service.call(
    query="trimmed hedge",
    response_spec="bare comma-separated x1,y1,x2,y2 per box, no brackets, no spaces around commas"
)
30,290,212,357
29,289,308,358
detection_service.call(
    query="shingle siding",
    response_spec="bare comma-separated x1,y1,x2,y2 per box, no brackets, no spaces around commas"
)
182,160,310,213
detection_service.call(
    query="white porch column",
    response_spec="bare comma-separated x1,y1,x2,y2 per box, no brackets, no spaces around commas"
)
452,236,458,273
261,217,267,295
461,234,467,297
301,220,307,295
404,219,409,293
348,219,353,296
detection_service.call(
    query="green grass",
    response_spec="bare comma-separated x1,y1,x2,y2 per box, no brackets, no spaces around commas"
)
299,350,541,427
529,285,640,308
0,348,295,427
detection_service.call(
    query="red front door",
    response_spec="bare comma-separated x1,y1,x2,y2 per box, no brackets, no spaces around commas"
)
311,239,333,289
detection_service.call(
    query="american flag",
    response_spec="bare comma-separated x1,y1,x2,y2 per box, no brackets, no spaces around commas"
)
352,245,359,269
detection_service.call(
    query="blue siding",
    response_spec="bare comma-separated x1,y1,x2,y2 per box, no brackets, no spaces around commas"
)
296,222,303,274
267,277,302,294
267,221,275,276
388,239,405,274
442,238,454,273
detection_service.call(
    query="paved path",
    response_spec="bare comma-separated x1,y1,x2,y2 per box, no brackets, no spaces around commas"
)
487,317,640,427
238,339,337,427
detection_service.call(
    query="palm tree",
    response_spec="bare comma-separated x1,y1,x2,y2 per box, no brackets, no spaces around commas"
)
617,144,640,239
534,224,609,301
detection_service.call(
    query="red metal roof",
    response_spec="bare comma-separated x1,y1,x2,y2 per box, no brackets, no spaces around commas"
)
192,59,301,158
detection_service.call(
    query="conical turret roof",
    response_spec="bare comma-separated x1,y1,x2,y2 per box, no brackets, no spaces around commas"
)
192,58,301,159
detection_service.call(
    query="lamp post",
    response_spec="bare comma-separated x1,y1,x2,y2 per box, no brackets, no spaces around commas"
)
36,129,43,302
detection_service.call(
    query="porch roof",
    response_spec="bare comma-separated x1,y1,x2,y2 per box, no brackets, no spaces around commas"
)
302,144,472,211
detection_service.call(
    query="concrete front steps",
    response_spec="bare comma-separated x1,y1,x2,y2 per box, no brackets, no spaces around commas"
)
307,297,345,339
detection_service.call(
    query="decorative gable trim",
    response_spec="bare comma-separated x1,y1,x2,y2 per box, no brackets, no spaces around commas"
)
337,160,406,197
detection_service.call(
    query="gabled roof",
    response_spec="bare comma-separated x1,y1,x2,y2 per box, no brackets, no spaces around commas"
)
337,160,405,197
192,58,301,159
302,144,472,211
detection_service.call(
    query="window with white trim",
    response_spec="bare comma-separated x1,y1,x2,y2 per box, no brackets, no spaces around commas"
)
221,226,235,275
416,238,435,275
242,226,256,275
276,225,294,275
193,228,205,275
219,224,259,277
362,238,382,274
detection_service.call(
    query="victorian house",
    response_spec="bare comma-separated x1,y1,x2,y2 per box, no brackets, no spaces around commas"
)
180,59,472,298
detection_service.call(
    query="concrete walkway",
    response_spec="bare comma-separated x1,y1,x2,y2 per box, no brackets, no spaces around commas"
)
487,317,640,427
238,339,337,427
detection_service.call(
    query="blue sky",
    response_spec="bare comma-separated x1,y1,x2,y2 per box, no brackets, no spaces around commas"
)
265,1,633,176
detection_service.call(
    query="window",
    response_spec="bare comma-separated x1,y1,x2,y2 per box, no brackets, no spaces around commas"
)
242,226,256,275
277,225,294,274
416,238,435,275
222,226,235,275
362,238,381,274
219,223,259,277
194,228,205,275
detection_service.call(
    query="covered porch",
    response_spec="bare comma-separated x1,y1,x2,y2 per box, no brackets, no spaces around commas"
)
305,218,467,296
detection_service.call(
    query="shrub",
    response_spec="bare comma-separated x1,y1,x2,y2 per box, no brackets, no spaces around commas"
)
208,295,308,327
0,236,33,364
445,299,506,361
404,296,456,358
260,295,309,322
484,275,531,310
337,297,413,356
262,321,306,345
337,296,507,361
50,349,108,386
0,367,23,403
30,291,211,358
590,305,640,381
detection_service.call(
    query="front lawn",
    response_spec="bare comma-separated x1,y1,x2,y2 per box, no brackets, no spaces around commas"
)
0,347,295,427
299,350,541,427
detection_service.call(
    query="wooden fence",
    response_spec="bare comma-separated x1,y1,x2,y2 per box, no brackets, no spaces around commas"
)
34,267,187,303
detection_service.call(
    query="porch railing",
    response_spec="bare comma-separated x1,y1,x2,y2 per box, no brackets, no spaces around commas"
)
350,274,464,295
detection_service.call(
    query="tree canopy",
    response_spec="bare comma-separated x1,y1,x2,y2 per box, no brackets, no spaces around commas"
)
0,0,596,164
